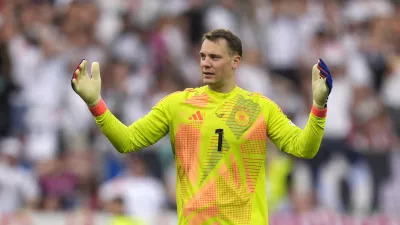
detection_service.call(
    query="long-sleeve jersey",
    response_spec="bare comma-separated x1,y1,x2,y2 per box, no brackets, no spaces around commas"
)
91,85,327,225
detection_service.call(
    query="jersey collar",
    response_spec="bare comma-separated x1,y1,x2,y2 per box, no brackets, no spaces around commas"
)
204,85,241,100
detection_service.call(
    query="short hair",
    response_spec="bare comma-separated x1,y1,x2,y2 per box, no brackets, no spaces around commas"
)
202,29,242,57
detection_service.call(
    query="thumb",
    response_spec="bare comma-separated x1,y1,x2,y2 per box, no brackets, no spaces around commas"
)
91,62,101,80
312,64,319,82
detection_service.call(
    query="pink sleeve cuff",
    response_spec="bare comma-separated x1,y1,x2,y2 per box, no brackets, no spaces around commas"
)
311,104,327,118
89,99,107,117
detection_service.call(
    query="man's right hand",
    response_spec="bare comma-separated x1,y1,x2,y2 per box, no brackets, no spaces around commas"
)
71,59,102,107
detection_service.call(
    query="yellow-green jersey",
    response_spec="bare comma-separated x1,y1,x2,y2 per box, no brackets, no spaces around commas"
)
90,85,327,225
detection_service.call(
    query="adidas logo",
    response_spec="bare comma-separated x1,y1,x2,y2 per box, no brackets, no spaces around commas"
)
188,111,203,121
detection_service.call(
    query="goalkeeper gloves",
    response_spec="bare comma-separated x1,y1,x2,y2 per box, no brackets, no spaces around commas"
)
71,59,102,107
312,58,333,109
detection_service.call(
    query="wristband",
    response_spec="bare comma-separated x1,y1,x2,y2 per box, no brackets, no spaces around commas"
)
311,104,327,118
89,99,107,117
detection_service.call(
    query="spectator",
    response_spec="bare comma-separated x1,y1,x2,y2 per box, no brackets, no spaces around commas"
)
99,152,166,225
0,137,39,212
107,197,146,225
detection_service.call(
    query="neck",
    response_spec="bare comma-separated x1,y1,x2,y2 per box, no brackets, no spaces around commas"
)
208,81,236,93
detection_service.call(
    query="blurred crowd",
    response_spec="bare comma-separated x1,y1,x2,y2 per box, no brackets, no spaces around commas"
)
0,0,399,224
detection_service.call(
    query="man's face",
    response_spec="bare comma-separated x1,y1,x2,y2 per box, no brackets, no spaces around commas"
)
199,39,239,87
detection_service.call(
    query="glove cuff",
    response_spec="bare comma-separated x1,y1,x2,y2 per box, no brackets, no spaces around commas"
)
88,98,107,117
311,104,327,118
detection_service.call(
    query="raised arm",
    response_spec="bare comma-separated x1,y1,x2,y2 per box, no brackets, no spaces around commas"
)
267,101,327,158
267,59,333,158
71,60,172,153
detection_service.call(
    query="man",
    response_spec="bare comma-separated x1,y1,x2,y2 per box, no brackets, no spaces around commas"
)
72,29,333,225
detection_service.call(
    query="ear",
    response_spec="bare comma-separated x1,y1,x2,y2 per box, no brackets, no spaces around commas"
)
232,55,241,69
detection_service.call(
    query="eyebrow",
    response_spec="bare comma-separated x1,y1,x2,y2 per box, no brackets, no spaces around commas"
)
199,52,222,57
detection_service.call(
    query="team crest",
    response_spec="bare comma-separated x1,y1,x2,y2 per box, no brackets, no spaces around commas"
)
234,110,250,126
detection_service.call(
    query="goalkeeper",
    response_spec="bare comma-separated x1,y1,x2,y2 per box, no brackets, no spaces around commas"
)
72,29,333,225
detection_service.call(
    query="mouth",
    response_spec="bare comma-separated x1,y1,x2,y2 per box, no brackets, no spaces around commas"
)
203,72,215,76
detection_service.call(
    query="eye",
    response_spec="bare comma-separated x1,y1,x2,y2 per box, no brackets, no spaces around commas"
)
211,55,219,60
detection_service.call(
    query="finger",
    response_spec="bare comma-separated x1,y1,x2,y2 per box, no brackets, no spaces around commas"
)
319,58,330,73
72,59,84,80
73,59,86,80
312,64,320,81
318,58,333,95
318,58,327,67
71,78,79,93
319,69,329,79
319,69,333,94
317,64,329,78
80,59,87,77
91,62,100,80
318,58,331,74
72,70,77,81
326,75,333,94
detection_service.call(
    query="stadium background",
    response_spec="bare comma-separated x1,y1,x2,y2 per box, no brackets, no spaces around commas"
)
0,0,399,224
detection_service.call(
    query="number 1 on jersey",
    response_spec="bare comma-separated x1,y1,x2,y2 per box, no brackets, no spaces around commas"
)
215,129,224,152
